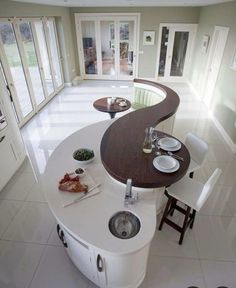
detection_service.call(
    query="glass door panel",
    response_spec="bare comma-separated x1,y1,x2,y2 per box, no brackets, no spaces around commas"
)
170,31,189,77
46,19,63,88
0,60,19,123
81,21,97,75
158,27,169,77
119,21,134,76
34,20,54,95
157,24,196,81
100,21,115,76
0,22,33,118
18,21,46,105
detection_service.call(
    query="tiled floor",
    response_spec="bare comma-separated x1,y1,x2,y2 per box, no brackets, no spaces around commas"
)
0,80,236,288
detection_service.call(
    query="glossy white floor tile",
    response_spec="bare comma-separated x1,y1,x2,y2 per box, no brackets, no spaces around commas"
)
201,260,236,288
150,215,199,259
25,182,46,203
0,168,37,201
193,215,236,261
29,246,90,288
146,255,205,288
1,81,236,288
2,202,55,244
0,200,22,237
0,240,44,288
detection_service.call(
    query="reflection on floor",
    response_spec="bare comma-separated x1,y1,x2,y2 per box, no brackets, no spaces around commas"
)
0,80,236,288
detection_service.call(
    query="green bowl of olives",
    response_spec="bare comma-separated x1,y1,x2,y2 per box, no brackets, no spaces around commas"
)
73,148,95,164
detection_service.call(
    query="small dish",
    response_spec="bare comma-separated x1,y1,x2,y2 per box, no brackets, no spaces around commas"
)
158,137,179,148
74,167,86,178
159,142,182,152
73,148,95,165
153,156,180,173
155,155,176,170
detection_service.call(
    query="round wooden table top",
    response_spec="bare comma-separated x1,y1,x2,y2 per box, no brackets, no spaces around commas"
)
93,97,131,118
100,79,190,188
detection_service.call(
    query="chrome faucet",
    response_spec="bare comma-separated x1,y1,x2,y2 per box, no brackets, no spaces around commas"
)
124,179,138,205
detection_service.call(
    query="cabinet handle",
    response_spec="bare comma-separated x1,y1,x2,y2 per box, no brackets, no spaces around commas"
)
60,230,68,248
56,224,68,248
0,135,5,143
97,254,103,272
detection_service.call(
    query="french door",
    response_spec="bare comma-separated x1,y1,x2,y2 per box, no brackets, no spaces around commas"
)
156,24,197,82
75,13,139,80
0,17,63,127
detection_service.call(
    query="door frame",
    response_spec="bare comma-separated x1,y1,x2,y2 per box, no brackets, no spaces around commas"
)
155,23,197,82
75,13,140,80
202,26,229,106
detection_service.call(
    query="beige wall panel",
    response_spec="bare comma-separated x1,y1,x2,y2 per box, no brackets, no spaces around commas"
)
190,1,236,144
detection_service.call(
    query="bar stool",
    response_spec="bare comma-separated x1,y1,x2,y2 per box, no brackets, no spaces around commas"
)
185,133,208,178
159,168,222,245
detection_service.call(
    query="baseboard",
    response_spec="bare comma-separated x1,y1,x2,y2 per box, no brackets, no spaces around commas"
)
72,76,83,86
64,82,72,87
210,112,236,154
187,81,236,154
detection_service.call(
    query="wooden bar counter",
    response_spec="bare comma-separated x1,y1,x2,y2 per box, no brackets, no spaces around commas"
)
100,79,190,188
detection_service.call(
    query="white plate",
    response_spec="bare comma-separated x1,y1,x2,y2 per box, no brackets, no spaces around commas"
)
154,155,177,170
153,156,180,173
158,137,179,148
159,141,182,152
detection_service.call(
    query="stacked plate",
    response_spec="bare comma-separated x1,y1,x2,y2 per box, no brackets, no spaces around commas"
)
157,137,181,151
153,155,180,173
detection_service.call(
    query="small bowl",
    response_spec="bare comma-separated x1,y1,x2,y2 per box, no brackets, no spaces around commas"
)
73,148,95,165
74,167,86,178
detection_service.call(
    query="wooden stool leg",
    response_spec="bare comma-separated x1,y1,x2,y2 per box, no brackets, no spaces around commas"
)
159,196,173,231
179,206,191,245
169,199,177,216
190,209,196,229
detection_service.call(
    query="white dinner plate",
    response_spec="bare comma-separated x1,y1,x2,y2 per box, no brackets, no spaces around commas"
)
154,155,177,170
158,141,182,152
153,156,180,173
158,137,179,148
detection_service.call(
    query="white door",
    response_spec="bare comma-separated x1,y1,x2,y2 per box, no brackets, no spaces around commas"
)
75,13,139,80
203,26,229,106
156,24,197,82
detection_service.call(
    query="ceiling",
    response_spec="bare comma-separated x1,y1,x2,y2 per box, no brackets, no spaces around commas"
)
10,0,235,7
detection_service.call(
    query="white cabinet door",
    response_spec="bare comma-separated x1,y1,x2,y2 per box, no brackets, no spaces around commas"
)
0,131,17,190
60,225,96,284
94,244,150,288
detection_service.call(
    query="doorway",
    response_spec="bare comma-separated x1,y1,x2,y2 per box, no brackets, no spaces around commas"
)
203,26,229,106
156,24,197,82
0,17,64,127
75,13,140,80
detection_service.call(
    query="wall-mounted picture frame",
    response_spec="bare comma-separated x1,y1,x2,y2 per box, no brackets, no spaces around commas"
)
201,34,210,53
230,46,236,71
143,31,155,46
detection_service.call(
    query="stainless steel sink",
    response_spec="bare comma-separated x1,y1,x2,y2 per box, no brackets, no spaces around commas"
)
109,211,141,239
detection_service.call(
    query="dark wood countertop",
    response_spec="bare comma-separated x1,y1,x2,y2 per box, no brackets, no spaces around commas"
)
100,79,190,188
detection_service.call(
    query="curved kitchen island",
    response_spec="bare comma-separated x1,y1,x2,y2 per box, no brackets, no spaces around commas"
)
43,80,190,288
44,119,157,288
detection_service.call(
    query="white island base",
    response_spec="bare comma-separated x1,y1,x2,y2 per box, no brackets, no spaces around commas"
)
43,120,165,288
